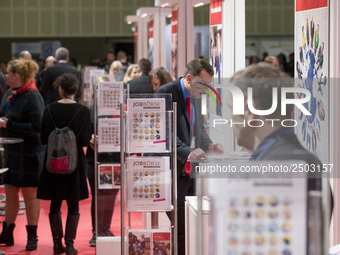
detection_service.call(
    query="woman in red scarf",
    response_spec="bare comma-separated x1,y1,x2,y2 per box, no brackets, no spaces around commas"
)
0,59,45,251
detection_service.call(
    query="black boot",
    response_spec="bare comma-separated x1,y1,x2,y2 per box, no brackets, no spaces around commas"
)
0,221,15,246
88,230,96,247
25,225,38,250
65,214,79,255
49,212,66,254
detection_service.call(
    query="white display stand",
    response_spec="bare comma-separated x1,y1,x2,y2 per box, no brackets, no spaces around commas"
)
93,81,125,254
96,237,122,254
185,196,210,255
120,94,177,255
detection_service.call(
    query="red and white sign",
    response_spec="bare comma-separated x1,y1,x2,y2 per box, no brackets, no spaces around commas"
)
171,5,178,79
171,8,178,34
149,18,154,39
153,232,171,241
134,24,138,42
210,0,222,26
296,0,328,12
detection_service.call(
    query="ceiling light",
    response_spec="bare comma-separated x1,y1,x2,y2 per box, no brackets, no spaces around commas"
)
194,2,204,7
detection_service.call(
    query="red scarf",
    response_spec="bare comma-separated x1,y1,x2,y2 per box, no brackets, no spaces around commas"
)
7,79,38,102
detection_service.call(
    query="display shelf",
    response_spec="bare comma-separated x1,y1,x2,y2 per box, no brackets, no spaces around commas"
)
120,94,178,255
93,80,125,255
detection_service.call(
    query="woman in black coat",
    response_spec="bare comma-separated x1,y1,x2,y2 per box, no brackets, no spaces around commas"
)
0,59,45,251
37,73,91,255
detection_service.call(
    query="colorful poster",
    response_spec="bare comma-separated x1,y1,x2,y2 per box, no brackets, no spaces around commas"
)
97,81,123,116
128,230,152,255
210,0,223,116
127,98,166,153
127,229,171,255
126,157,171,212
98,118,120,153
208,177,307,254
153,232,171,255
148,17,154,66
171,6,178,79
98,164,112,189
98,164,121,189
295,0,328,162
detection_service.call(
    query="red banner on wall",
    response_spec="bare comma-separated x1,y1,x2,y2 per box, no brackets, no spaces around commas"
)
134,24,138,42
149,18,154,39
296,0,327,12
210,0,222,26
171,8,178,34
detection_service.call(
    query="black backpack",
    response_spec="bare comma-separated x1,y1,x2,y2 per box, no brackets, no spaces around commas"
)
45,106,82,175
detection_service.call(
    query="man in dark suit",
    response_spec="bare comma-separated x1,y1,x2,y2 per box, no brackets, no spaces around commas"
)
40,47,82,105
157,58,223,255
229,63,331,254
128,58,153,94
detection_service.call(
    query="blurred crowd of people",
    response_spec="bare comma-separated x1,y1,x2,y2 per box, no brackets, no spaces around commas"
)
0,47,301,255
0,47,175,254
247,52,295,77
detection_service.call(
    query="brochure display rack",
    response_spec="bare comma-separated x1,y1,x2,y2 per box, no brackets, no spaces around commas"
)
93,81,124,254
120,94,177,255
126,157,171,212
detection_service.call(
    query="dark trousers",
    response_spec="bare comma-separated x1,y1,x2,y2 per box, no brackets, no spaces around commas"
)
87,162,119,235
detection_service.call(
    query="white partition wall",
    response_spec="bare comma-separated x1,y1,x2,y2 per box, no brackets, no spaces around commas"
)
208,0,245,153
125,15,148,62
330,0,340,247
155,0,209,78
136,7,171,69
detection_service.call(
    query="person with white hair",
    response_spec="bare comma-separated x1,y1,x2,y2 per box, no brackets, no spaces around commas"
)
19,51,32,60
39,56,56,81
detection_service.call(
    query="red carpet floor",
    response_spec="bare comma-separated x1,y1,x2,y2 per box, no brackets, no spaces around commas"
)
0,187,143,255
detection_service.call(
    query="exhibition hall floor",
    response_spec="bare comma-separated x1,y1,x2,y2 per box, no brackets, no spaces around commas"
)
0,187,142,255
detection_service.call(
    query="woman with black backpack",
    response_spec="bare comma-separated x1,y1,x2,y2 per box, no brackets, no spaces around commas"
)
37,73,91,255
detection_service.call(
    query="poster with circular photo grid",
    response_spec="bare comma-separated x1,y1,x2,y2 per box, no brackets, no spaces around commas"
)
126,157,171,212
97,81,123,116
98,118,120,152
208,178,307,255
127,98,167,153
